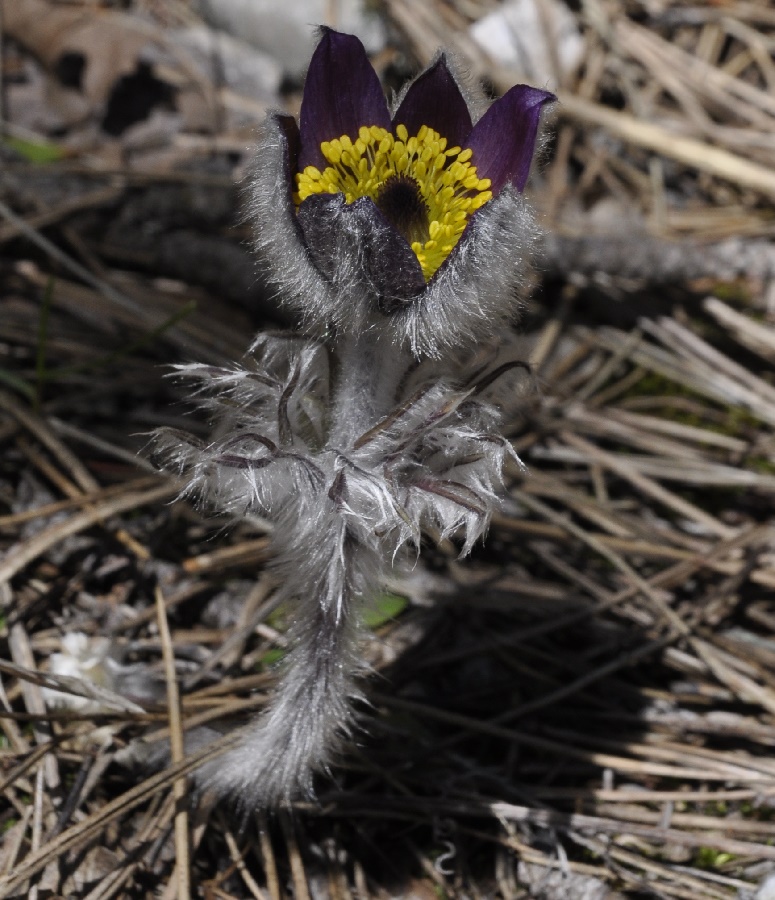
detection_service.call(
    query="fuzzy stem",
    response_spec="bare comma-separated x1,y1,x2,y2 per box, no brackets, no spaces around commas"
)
203,469,379,806
327,330,410,447
202,325,409,806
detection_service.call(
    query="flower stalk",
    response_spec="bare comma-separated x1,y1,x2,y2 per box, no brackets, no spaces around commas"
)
153,28,554,807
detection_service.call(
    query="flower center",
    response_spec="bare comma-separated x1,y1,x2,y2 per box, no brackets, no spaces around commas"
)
294,123,493,280
375,174,429,247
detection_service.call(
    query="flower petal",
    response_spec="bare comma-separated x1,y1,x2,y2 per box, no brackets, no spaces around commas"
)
297,194,426,312
392,55,472,149
466,85,555,193
299,29,391,171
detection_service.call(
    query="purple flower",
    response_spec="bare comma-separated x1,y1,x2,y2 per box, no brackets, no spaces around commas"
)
152,29,554,808
248,28,555,357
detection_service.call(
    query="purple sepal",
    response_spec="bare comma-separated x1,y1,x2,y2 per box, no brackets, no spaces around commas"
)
274,114,300,175
270,113,310,248
297,194,425,312
466,85,555,193
392,55,472,149
299,29,391,171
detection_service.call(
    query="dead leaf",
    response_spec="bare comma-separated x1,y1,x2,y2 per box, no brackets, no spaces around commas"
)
4,0,217,135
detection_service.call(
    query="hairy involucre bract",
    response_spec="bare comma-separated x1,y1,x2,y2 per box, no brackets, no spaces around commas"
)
151,29,553,807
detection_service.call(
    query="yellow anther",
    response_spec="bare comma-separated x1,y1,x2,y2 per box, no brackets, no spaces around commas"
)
295,123,492,280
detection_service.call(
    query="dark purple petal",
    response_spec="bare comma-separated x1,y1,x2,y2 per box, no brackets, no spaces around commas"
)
466,85,555,193
392,55,472,148
298,29,391,171
297,194,425,312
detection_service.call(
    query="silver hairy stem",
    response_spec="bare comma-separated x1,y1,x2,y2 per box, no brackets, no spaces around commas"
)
327,330,411,446
201,326,407,805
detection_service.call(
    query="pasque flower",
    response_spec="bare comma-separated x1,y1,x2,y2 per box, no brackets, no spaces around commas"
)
153,29,553,808
250,28,555,357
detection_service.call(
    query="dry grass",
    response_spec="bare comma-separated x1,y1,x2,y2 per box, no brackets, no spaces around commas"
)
2,0,775,897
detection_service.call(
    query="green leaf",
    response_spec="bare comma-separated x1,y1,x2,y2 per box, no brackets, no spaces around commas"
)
363,593,408,629
3,136,67,165
259,647,285,669
694,846,736,869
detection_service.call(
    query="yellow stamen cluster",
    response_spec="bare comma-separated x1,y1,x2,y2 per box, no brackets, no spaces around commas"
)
295,123,493,281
